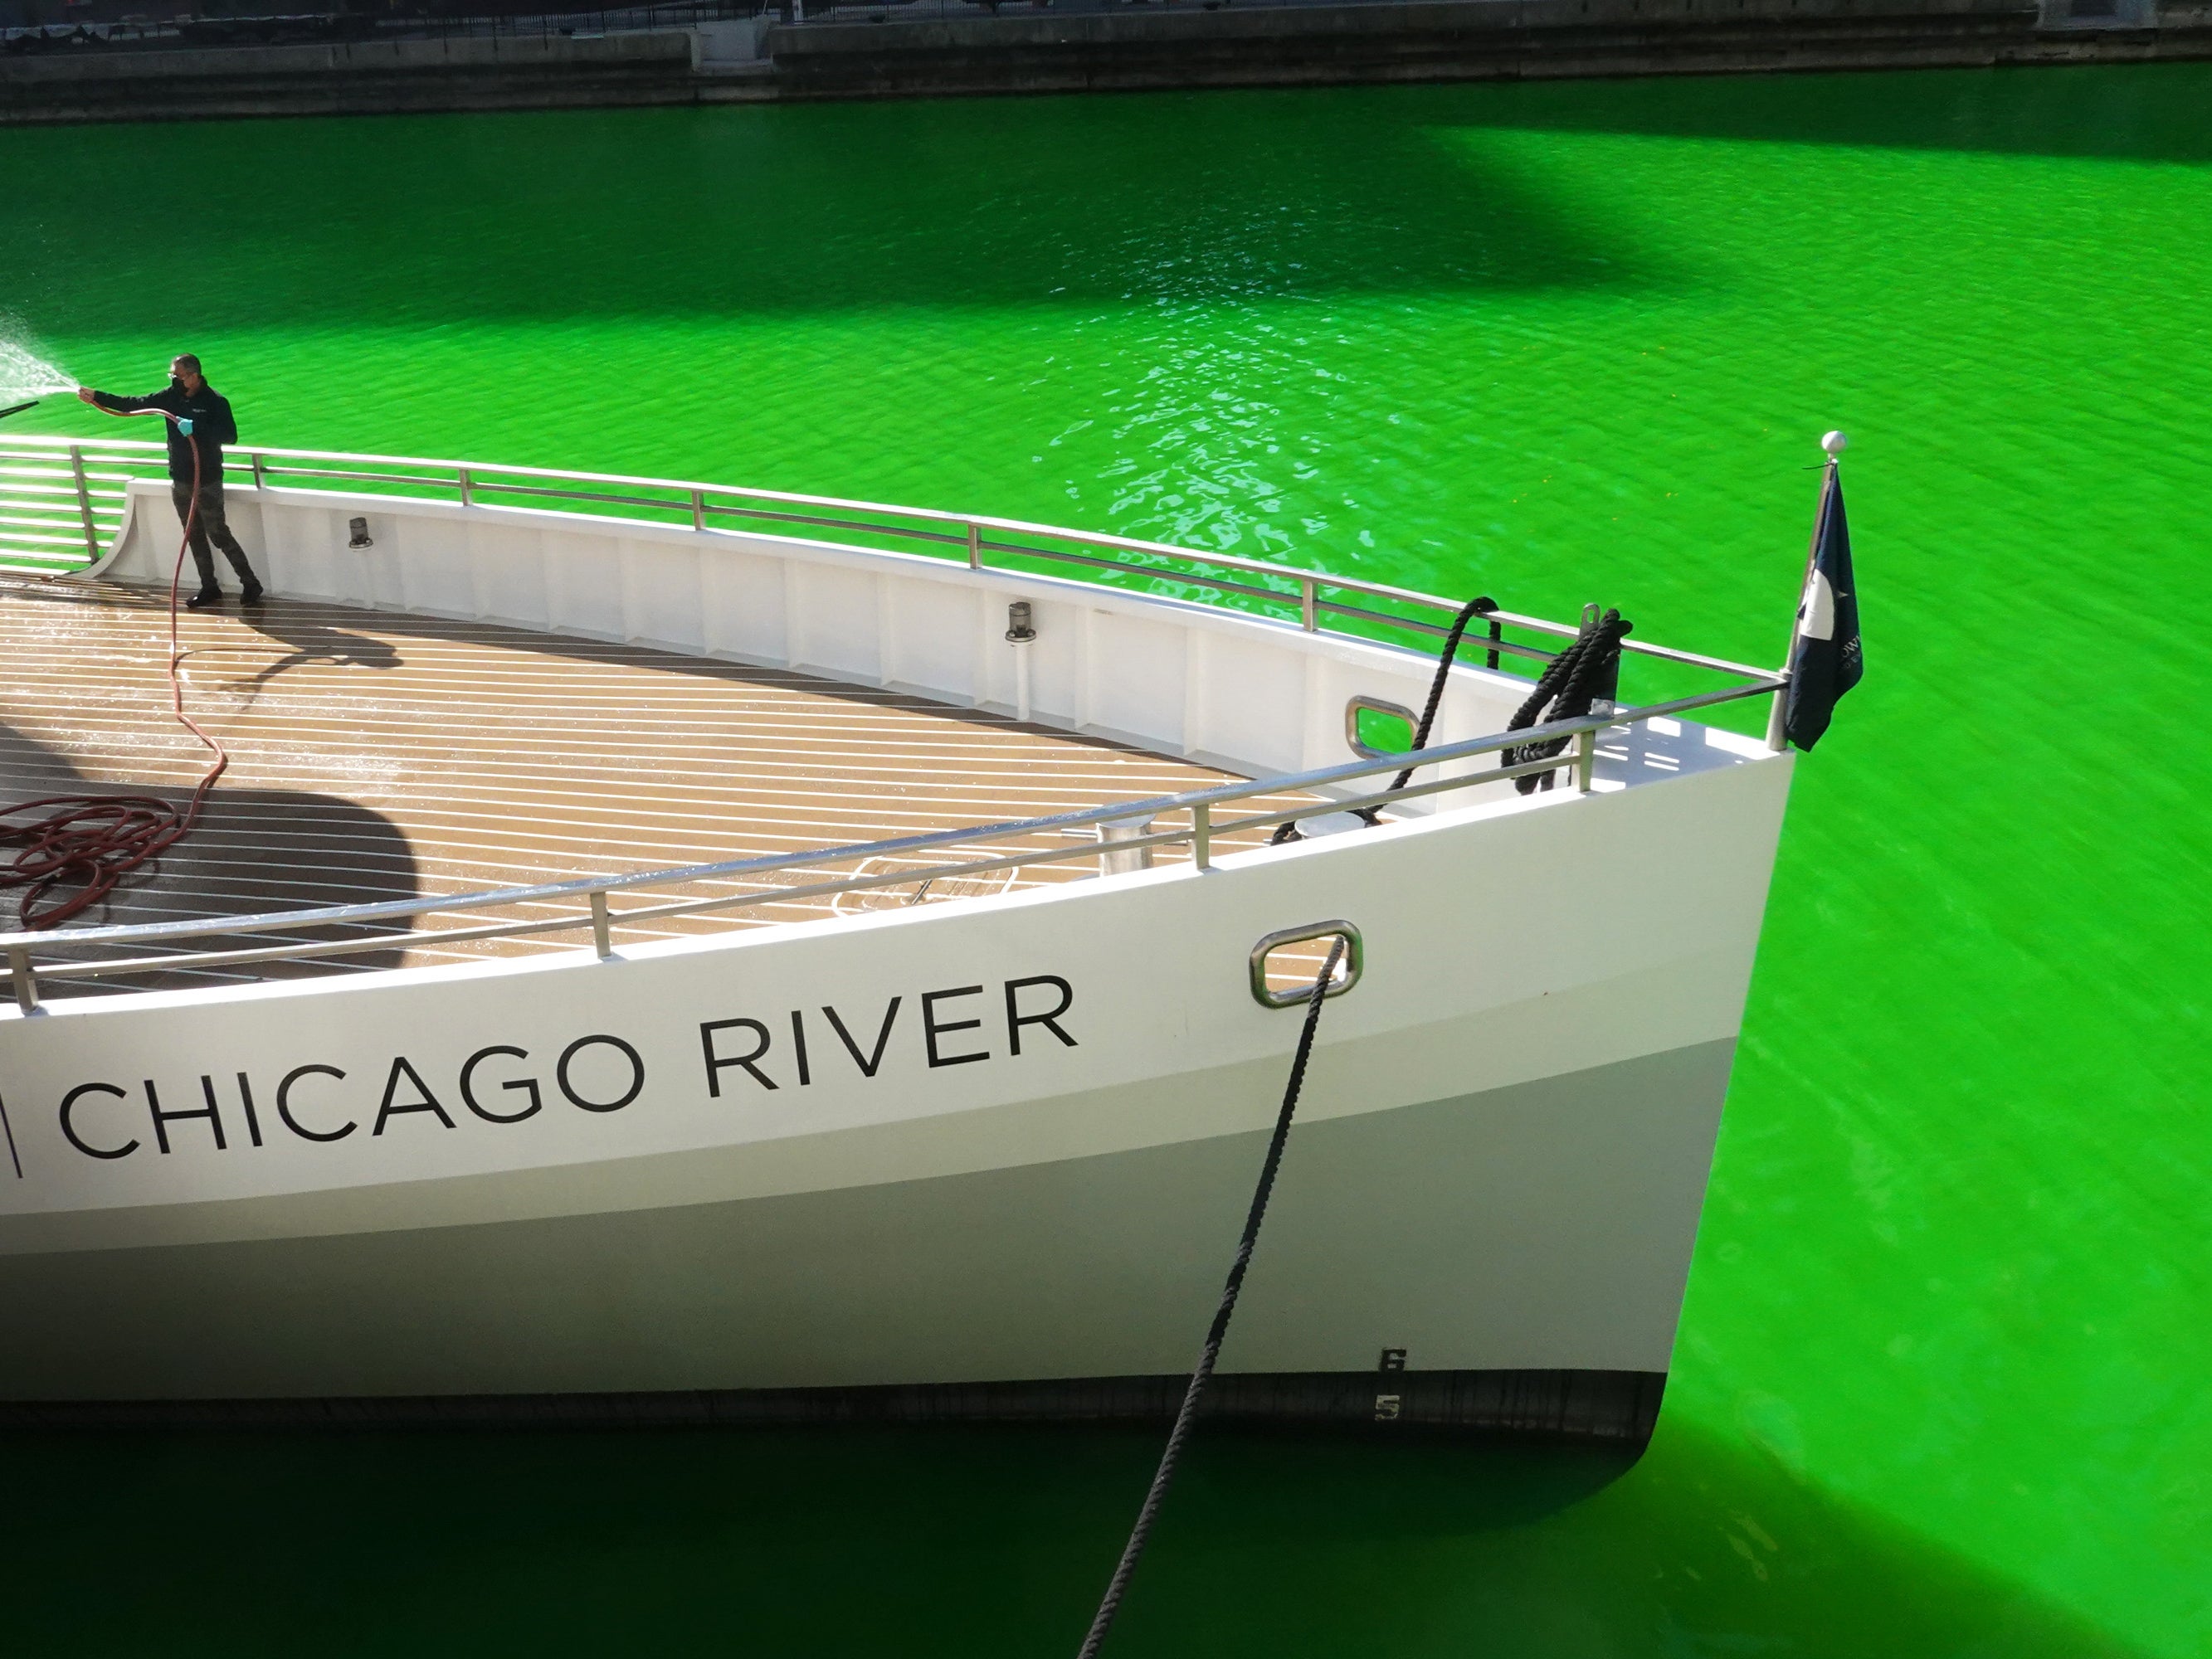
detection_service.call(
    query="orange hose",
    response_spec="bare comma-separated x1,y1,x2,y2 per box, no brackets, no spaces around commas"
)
0,406,229,929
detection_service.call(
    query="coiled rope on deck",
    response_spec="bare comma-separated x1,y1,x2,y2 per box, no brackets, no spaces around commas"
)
1075,934,1347,1658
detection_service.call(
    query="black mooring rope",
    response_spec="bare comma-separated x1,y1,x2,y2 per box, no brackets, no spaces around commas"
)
1271,596,1496,845
1075,934,1347,1659
1386,595,1498,798
1498,608,1632,795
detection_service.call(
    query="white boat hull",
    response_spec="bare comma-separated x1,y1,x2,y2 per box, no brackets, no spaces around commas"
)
0,754,1789,1410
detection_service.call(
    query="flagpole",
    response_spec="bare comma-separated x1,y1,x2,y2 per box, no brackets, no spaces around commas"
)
1765,430,1849,752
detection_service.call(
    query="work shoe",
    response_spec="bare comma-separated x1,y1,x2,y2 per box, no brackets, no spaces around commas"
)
183,589,222,611
240,582,266,606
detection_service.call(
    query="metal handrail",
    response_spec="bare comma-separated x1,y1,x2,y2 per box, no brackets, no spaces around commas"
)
0,434,1778,673
0,434,1790,1006
1,682,1779,1007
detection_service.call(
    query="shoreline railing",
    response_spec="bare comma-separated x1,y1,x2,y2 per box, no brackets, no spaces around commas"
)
0,434,1787,1009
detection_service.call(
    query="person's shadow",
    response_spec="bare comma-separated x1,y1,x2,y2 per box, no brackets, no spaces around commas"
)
222,602,404,709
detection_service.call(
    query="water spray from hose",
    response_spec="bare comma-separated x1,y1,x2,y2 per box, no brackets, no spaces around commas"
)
0,337,76,404
0,336,71,426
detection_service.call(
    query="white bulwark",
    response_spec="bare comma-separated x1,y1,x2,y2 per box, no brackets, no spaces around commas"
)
0,440,1796,1431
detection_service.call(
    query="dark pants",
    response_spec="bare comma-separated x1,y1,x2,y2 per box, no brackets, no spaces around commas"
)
170,479,258,595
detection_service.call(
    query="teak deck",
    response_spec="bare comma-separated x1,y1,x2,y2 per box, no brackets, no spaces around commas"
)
0,577,1307,997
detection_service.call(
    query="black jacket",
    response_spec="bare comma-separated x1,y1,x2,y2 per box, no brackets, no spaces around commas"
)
91,378,238,485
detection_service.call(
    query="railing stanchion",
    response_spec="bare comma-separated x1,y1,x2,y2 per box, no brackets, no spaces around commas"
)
1192,803,1212,870
1575,727,1597,794
591,891,613,959
691,488,707,532
967,521,982,571
1300,577,1317,632
457,467,474,508
8,948,37,1014
69,445,99,565
251,450,266,492
1765,678,1791,752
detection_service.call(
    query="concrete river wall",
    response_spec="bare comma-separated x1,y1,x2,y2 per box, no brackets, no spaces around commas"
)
3,0,2210,124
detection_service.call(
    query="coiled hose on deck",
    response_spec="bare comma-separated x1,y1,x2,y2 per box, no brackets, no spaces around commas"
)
0,409,229,929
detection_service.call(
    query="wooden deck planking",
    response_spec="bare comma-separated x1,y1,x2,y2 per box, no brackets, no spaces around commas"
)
0,578,1310,997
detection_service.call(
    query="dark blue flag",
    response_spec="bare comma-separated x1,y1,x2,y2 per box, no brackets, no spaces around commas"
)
1783,461,1863,751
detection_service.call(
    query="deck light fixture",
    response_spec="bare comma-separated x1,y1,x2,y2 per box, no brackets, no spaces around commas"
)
1006,601,1037,723
348,516,373,549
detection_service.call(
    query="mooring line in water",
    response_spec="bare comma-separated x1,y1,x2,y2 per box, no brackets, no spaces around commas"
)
1075,934,1347,1659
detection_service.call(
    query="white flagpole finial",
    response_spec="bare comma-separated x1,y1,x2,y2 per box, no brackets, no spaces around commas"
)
1820,430,1849,458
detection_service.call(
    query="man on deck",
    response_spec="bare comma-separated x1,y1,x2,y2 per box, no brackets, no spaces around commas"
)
79,355,263,611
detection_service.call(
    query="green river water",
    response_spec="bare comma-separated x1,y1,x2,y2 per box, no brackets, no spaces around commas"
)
2,62,2206,1657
